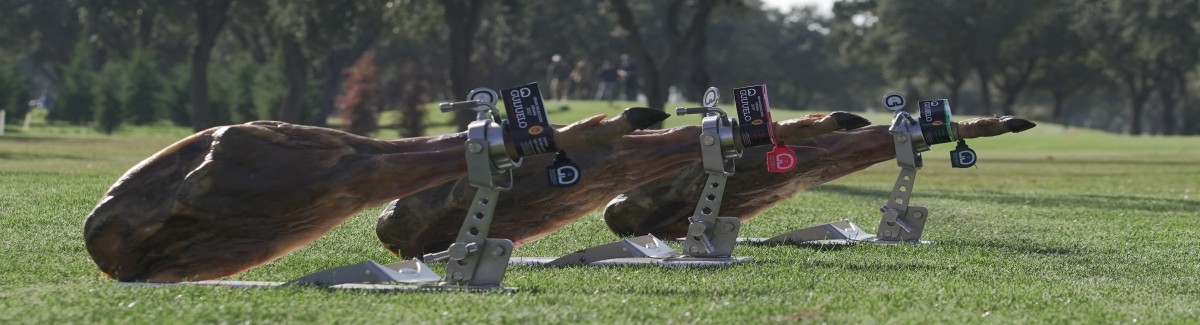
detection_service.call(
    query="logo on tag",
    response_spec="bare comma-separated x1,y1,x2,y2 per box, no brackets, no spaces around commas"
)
918,99,954,145
732,84,773,148
883,92,906,112
702,87,720,107
766,144,797,173
501,82,557,156
950,140,976,168
547,151,581,187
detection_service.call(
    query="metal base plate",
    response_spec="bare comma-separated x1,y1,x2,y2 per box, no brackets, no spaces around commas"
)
510,234,751,267
863,239,934,245
116,259,517,293
741,220,876,245
119,280,517,293
287,260,441,287
511,256,752,267
741,220,934,246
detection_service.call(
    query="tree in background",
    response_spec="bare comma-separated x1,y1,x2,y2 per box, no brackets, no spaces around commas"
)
394,62,427,138
160,64,191,126
0,60,32,122
54,39,97,124
189,0,233,131
94,62,125,134
337,52,380,136
123,48,162,125
608,0,719,128
442,0,486,131
252,54,286,122
1030,1,1104,126
1144,0,1200,135
226,59,260,122
1075,0,1158,135
0,0,1196,135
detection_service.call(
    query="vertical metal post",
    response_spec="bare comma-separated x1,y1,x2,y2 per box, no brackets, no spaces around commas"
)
874,111,930,243
438,88,516,288
677,106,742,257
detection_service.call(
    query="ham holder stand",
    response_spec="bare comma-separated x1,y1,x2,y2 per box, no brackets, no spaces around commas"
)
130,88,523,292
286,88,523,291
745,92,977,245
511,87,752,267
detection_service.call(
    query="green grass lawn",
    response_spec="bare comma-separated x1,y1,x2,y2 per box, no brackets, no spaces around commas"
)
1,100,1198,323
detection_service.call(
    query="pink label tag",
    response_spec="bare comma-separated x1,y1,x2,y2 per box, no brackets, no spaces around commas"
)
766,143,797,173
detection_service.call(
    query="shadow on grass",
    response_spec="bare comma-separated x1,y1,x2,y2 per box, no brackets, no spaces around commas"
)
986,157,1200,167
0,136,115,144
0,152,87,160
742,241,857,251
935,239,1092,256
813,184,1195,213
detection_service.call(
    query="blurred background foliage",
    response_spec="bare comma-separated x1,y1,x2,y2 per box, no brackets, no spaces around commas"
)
0,0,1196,135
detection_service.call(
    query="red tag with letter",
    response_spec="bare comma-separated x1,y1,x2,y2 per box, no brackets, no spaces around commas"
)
732,84,796,173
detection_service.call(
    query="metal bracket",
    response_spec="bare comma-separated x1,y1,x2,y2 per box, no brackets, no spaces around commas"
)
745,219,876,245
543,235,678,266
279,88,517,291
676,105,743,257
509,89,750,267
751,92,936,246
508,235,750,267
434,87,519,288
871,111,930,243
285,260,441,287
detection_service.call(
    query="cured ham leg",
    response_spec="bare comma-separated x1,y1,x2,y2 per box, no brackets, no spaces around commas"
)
84,108,668,282
603,116,1037,238
376,112,871,258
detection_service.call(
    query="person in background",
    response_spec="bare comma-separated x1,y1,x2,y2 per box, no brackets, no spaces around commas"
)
618,54,639,102
569,59,592,100
595,60,619,105
546,54,572,101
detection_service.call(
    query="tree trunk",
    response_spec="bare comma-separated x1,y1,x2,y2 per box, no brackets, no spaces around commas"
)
609,0,717,129
1121,68,1153,136
401,79,427,138
1180,79,1198,135
1128,95,1146,135
975,67,993,115
687,3,712,102
443,0,484,131
948,83,961,109
1051,90,1067,126
137,6,156,47
1156,71,1182,135
998,57,1038,117
278,35,308,123
314,59,340,127
313,11,384,127
189,0,233,132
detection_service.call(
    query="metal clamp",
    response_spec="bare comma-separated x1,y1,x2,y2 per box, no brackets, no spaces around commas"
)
676,102,743,257
746,92,936,246
874,99,930,243
435,87,515,287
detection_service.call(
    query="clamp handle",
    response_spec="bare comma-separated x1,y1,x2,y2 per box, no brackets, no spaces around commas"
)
439,100,486,113
440,87,502,121
676,107,727,117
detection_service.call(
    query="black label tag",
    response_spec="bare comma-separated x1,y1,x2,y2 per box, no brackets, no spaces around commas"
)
918,99,955,145
950,140,976,168
732,84,773,148
501,82,557,156
546,151,581,187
